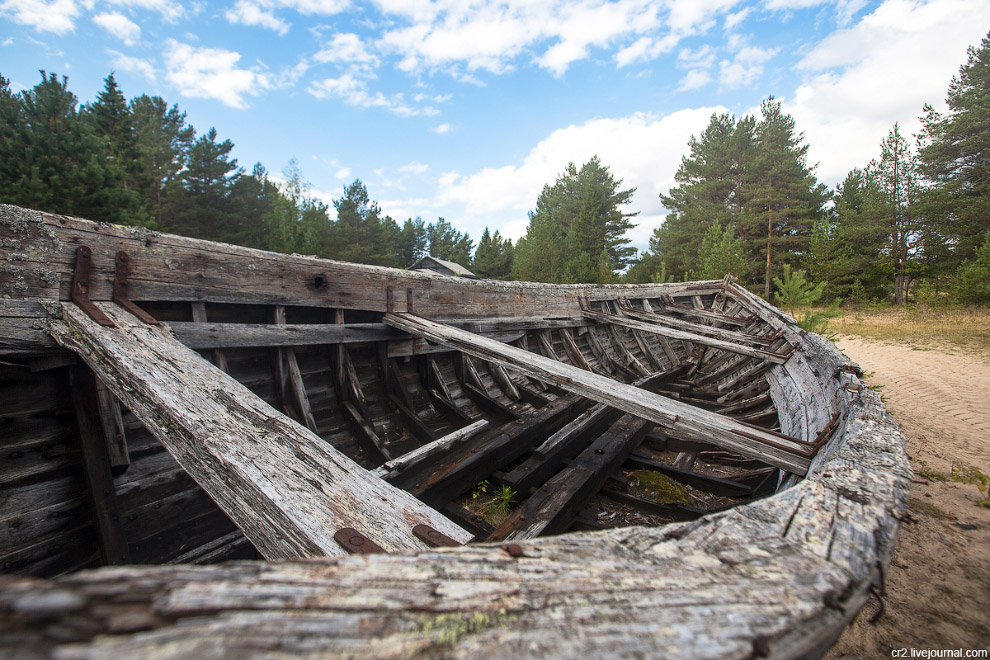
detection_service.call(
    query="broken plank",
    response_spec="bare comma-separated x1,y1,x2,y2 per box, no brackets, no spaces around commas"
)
489,414,651,540
384,312,812,474
50,302,470,558
372,419,488,478
387,394,589,507
623,454,752,497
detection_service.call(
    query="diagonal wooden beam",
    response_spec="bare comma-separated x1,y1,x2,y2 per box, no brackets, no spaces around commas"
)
51,302,471,558
384,312,812,474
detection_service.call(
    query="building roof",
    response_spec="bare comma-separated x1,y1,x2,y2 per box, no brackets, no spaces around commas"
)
409,255,477,277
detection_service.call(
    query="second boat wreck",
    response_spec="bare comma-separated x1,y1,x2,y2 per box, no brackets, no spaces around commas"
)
0,204,910,659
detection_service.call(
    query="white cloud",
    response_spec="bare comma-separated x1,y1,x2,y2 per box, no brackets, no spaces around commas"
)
314,32,378,66
764,0,867,25
719,45,778,88
109,50,156,79
723,7,749,31
334,166,351,180
93,11,140,45
431,122,452,134
307,72,439,116
399,162,429,175
224,0,349,32
225,0,289,35
0,0,79,34
785,0,990,185
378,0,740,78
164,39,273,109
678,68,711,91
105,0,184,21
436,108,725,245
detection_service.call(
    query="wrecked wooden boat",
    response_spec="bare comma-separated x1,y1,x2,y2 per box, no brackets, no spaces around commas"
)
0,204,910,659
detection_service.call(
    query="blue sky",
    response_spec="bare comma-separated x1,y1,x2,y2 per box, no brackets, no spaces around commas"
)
2,0,988,253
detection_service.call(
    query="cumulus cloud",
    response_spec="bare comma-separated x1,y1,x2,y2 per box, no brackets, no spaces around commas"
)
0,0,79,34
225,0,289,35
378,0,739,78
164,39,273,109
93,11,140,45
431,122,452,134
719,44,778,88
109,50,156,79
785,0,990,185
314,32,378,67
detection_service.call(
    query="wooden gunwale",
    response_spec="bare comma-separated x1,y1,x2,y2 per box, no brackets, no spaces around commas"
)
0,206,910,659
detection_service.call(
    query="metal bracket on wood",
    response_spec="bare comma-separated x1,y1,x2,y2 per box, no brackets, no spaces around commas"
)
113,251,159,325
71,246,115,327
412,524,463,548
334,527,386,554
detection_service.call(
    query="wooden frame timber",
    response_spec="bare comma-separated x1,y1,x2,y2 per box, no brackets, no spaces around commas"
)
0,205,910,659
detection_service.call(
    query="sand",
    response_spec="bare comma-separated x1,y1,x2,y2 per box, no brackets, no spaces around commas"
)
825,336,990,658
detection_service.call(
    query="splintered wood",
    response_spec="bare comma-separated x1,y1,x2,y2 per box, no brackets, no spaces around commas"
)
49,302,471,558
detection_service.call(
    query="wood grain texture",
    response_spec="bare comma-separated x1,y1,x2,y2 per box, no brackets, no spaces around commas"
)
0,383,910,660
47,302,471,558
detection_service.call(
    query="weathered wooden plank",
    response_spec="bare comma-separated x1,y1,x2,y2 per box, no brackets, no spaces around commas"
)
387,394,589,506
384,313,812,474
372,419,488,478
69,365,130,565
500,402,621,495
618,301,776,346
490,414,650,540
94,379,129,473
584,309,789,364
623,454,752,497
49,302,470,557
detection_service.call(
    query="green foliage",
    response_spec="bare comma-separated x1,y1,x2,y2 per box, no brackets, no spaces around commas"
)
512,156,636,283
427,217,474,268
797,301,841,339
649,101,827,296
917,30,990,267
953,230,990,304
473,227,514,278
629,470,691,504
807,214,851,302
773,264,825,316
696,221,746,280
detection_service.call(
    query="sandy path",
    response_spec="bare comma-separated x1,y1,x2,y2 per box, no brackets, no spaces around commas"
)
826,336,990,658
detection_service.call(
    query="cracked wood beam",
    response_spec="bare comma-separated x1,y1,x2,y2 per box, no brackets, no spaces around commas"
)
50,302,470,558
384,312,812,474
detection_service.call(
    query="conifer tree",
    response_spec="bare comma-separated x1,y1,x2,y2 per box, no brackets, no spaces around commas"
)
473,228,514,279
397,217,428,267
426,218,473,268
696,222,746,280
130,94,194,226
917,30,990,265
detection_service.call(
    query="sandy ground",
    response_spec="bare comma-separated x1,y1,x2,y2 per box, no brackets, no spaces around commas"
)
825,336,990,659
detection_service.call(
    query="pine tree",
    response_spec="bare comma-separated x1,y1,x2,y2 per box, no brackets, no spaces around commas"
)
426,218,473,267
168,127,244,241
696,222,746,280
917,29,990,266
744,98,829,298
772,264,825,317
1,72,122,222
396,217,428,267
473,228,514,279
512,157,635,283
130,94,194,226
331,180,398,266
806,214,851,302
865,124,921,304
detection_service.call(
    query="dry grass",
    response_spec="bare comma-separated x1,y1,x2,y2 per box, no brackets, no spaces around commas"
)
822,305,990,353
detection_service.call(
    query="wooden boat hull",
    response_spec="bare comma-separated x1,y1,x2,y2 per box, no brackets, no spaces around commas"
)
0,205,911,658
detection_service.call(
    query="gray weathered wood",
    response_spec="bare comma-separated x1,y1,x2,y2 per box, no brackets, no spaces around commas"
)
385,312,812,474
372,419,488,478
48,302,470,557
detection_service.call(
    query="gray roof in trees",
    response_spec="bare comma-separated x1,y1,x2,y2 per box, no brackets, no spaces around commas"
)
409,256,477,278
